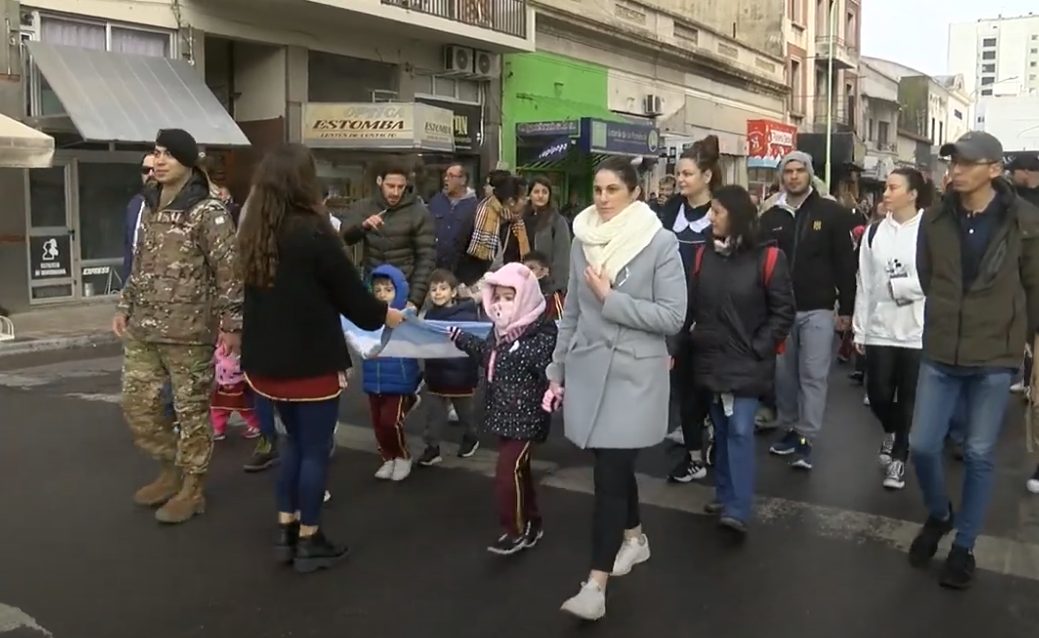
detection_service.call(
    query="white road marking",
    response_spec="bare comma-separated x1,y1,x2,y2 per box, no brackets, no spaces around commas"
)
0,603,51,636
62,391,1039,582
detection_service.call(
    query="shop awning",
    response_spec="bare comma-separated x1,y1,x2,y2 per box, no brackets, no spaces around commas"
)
26,42,249,147
0,113,53,168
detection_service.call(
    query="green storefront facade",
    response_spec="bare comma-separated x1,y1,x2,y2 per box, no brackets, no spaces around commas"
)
502,52,640,211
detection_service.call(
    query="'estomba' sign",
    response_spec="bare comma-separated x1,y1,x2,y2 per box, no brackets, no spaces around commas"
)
302,103,454,152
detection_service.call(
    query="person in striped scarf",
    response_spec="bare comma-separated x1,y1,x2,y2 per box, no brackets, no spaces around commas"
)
455,172,530,285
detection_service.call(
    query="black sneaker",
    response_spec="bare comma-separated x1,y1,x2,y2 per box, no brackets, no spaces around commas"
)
704,501,724,515
668,456,707,483
275,521,299,564
769,429,800,456
940,545,976,590
848,370,865,385
243,440,279,473
908,505,955,568
293,530,349,574
791,438,813,470
417,445,442,467
458,435,480,458
718,516,748,536
523,520,544,549
487,533,527,556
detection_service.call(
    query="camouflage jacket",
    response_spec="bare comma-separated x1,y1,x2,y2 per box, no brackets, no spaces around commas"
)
118,172,243,345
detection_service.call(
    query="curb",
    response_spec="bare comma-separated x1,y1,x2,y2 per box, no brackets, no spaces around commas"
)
0,332,118,358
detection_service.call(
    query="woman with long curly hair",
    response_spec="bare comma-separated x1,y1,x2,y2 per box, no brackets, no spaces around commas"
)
238,143,403,574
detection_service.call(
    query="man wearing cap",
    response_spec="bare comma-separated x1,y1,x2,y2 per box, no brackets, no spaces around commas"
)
114,128,243,525
758,151,857,471
908,131,1039,589
1009,153,1039,208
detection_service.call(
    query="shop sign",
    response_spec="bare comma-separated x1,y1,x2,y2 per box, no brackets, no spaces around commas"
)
535,137,574,162
29,234,71,280
302,102,454,152
746,119,798,168
580,118,660,156
516,120,579,137
416,98,483,153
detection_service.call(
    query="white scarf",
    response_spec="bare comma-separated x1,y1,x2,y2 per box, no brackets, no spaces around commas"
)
571,200,662,283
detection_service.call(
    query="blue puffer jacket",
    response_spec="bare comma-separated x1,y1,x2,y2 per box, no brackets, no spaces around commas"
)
424,299,481,395
362,264,423,396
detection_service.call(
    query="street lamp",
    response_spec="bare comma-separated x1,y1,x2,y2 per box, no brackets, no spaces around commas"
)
824,0,837,192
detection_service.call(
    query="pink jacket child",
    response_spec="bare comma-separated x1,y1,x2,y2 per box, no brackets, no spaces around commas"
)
210,345,261,441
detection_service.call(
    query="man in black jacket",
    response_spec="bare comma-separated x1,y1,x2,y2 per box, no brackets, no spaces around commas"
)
758,151,857,470
1009,153,1039,208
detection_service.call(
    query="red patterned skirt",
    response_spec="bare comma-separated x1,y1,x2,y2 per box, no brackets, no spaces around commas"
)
211,381,253,412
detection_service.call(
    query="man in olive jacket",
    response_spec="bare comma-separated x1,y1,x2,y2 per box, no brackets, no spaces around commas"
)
340,164,436,308
909,131,1039,590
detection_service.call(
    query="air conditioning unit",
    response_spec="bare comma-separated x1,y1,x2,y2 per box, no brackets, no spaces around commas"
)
472,50,500,79
643,94,663,115
443,45,475,76
370,89,399,103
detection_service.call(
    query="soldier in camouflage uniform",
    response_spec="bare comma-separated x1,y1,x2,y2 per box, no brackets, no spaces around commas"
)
114,128,243,525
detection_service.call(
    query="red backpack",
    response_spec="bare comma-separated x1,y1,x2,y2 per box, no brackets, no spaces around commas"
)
692,244,786,355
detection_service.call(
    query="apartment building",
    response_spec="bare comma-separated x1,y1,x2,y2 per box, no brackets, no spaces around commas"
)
0,0,534,312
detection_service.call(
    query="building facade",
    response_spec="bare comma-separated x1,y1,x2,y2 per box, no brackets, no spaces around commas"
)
948,13,1039,100
0,0,534,311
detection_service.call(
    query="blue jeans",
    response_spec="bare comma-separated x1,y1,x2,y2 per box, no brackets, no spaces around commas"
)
254,394,278,442
909,360,1014,549
709,396,759,523
274,398,340,526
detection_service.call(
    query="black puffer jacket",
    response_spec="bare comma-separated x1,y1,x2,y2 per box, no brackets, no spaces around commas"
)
453,316,557,442
424,299,481,396
684,243,795,397
340,191,436,307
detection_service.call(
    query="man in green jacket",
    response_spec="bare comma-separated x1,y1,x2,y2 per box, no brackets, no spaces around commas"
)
909,131,1039,589
340,162,436,309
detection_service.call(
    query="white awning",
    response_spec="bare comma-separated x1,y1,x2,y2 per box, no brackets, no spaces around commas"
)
0,113,54,168
26,42,249,147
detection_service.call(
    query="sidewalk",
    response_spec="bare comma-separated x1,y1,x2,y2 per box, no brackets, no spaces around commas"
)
0,302,116,357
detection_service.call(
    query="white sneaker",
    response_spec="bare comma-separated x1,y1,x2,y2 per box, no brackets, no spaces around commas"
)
610,534,650,576
882,460,906,490
879,433,896,467
1027,466,1039,494
374,460,395,480
560,581,605,621
1011,380,1027,394
391,458,412,482
323,490,332,503
863,394,871,406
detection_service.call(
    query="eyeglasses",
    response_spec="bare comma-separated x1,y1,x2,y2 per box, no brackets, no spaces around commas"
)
141,166,153,175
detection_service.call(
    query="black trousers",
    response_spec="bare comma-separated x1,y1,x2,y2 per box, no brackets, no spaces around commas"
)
864,345,921,461
591,448,641,572
671,347,708,452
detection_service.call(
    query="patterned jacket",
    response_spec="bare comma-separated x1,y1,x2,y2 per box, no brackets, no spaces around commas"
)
117,172,243,345
454,316,557,442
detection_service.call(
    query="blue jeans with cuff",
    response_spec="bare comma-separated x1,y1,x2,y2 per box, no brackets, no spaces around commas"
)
709,396,760,523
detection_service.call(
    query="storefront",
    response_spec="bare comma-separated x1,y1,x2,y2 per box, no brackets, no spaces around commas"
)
414,97,484,201
7,42,248,308
745,119,798,196
301,101,456,208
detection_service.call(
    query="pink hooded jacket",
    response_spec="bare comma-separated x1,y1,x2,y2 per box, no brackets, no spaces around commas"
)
481,263,546,381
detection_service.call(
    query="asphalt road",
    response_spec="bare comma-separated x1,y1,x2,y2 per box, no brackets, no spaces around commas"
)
2,345,1038,638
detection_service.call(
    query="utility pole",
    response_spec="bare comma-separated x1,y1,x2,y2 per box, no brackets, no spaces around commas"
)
824,0,836,193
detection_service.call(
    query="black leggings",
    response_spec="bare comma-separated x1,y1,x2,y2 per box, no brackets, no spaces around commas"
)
591,448,641,572
864,345,921,461
672,348,709,452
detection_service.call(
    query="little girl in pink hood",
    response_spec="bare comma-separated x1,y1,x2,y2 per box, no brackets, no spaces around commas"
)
449,262,558,556
211,344,261,441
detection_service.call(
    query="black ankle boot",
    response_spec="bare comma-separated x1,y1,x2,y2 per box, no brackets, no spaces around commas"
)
275,521,300,564
293,530,349,574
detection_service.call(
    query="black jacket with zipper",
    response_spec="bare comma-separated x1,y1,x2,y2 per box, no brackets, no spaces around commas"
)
759,190,857,315
683,243,796,397
918,179,1039,368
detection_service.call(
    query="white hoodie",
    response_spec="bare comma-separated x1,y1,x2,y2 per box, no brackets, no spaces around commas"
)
852,211,925,349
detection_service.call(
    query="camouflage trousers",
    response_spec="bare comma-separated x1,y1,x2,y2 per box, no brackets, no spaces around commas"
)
122,338,215,475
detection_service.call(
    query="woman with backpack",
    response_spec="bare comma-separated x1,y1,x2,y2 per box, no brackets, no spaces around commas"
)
852,167,932,491
681,184,795,535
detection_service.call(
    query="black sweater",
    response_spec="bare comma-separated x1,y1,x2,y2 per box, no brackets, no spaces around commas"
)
759,190,857,315
242,216,387,379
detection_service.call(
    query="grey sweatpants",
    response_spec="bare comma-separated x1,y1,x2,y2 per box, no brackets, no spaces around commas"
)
422,394,477,447
775,309,835,441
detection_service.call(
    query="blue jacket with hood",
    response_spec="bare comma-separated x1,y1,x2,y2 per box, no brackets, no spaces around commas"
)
362,264,423,395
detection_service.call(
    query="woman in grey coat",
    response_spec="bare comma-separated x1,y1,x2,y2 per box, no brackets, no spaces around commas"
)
546,157,687,621
524,175,572,291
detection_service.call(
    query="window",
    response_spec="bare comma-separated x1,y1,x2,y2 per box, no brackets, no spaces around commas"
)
981,89,993,96
982,63,995,72
1032,61,1038,67
982,37,997,47
417,75,482,104
878,121,890,147
930,117,936,142
954,109,963,120
939,121,944,146
1032,74,1038,81
981,76,995,85
982,50,996,60
1033,48,1039,54
867,117,874,140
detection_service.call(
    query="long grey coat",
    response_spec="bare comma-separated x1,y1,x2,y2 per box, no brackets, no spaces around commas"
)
546,229,687,449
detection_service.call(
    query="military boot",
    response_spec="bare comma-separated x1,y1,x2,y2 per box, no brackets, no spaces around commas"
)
155,474,206,524
133,464,181,507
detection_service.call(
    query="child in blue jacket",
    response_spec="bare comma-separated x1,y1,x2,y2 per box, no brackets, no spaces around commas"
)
364,264,422,482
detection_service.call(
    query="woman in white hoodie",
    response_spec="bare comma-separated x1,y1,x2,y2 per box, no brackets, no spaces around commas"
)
853,167,934,491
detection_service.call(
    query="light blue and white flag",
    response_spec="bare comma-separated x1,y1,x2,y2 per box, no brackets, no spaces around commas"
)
341,313,492,359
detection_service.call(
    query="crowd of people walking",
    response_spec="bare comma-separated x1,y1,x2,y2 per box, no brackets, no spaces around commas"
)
114,124,1039,619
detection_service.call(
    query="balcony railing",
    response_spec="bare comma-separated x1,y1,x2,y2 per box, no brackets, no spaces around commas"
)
812,97,854,129
382,0,527,39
